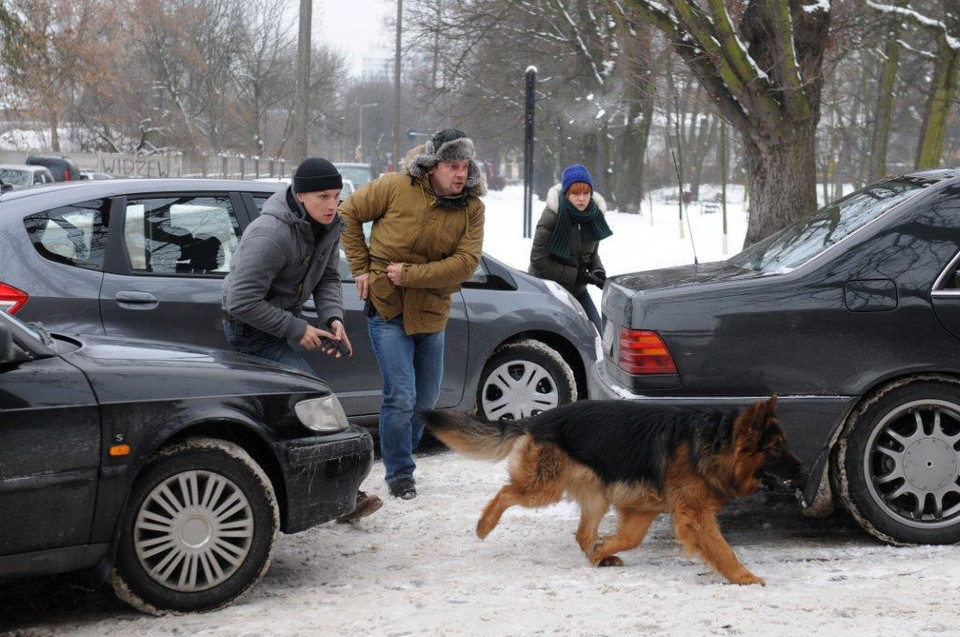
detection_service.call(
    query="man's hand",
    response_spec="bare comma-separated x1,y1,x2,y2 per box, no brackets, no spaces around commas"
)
386,262,404,286
300,324,336,352
356,272,370,300
328,319,353,357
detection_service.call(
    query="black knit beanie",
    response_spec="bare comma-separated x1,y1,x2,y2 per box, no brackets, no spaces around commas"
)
293,157,343,193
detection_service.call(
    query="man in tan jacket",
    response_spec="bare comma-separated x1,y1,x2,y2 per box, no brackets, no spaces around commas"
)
339,129,485,499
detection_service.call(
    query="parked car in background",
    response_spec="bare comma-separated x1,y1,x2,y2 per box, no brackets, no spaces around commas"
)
0,307,373,613
26,154,82,181
254,176,355,200
333,162,374,188
0,164,56,189
0,179,600,430
594,169,960,546
80,170,114,180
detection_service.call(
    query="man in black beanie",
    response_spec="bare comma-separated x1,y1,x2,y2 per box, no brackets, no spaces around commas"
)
222,157,382,523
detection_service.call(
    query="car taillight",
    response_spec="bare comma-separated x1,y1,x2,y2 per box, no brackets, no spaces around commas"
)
64,168,71,180
0,282,29,314
618,329,677,374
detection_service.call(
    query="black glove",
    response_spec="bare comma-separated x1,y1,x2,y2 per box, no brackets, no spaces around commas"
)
575,268,592,285
584,268,606,288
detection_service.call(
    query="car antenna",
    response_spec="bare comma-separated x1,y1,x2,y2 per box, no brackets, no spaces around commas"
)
670,147,699,269
652,84,700,270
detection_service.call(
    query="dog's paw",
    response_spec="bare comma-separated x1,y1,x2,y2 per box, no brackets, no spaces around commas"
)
596,555,624,568
476,519,494,539
731,572,765,586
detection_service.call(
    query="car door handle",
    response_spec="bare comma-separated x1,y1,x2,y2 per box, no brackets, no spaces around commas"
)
115,291,159,310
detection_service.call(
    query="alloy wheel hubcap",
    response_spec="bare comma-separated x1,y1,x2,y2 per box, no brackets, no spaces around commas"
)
481,360,559,420
866,400,960,528
134,470,254,591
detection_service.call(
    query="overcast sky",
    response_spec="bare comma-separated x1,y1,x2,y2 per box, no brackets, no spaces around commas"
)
312,0,393,77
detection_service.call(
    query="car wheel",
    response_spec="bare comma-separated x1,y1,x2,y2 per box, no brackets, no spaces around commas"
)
476,339,577,421
109,438,280,614
837,380,960,544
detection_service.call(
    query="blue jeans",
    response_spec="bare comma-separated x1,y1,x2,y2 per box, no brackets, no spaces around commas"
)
367,314,444,485
223,318,314,375
575,290,602,334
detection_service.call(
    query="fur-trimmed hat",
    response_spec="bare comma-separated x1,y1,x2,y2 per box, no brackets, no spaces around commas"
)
407,128,485,195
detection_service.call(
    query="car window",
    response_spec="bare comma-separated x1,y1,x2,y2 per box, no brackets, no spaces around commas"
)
335,166,372,187
0,169,30,186
23,199,110,270
468,259,488,284
730,176,938,274
124,195,241,276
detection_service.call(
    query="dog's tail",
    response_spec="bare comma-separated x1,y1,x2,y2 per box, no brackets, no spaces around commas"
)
421,409,526,461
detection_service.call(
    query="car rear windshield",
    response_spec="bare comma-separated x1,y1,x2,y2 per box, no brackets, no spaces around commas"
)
730,176,939,273
0,168,30,185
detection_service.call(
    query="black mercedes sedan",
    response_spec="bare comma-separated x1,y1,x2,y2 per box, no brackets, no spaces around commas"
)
593,169,960,546
0,310,373,614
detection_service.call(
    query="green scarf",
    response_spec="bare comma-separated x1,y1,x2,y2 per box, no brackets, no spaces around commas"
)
546,196,613,260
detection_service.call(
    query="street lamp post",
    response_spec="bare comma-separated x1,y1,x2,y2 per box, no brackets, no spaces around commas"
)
357,103,379,163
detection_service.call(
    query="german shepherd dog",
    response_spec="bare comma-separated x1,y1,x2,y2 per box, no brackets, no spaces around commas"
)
422,397,805,585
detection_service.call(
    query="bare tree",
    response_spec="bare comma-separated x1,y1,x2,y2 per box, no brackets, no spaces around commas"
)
614,0,831,244
235,0,296,156
0,0,111,151
868,1,960,170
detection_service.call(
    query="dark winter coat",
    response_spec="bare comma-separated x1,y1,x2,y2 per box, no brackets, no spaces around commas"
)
528,183,607,295
222,187,344,340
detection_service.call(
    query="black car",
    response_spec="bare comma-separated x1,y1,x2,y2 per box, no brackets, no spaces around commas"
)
0,309,373,614
26,154,82,182
593,169,960,545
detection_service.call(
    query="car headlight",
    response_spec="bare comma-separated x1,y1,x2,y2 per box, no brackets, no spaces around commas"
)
294,395,349,433
543,279,591,324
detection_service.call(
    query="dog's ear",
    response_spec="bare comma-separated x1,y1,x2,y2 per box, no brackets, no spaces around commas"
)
766,394,778,413
734,400,767,442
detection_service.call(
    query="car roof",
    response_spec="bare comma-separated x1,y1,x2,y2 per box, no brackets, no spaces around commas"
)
333,162,371,168
0,164,50,172
0,177,284,204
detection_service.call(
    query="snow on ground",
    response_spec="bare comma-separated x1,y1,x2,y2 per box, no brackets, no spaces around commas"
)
481,183,750,313
0,128,80,153
5,184,960,635
4,451,960,636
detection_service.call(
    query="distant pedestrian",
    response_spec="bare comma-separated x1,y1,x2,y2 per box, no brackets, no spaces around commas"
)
339,128,485,501
528,163,612,333
221,157,382,523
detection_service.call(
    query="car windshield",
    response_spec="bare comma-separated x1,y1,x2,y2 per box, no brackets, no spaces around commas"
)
0,169,30,186
336,166,371,187
730,176,938,273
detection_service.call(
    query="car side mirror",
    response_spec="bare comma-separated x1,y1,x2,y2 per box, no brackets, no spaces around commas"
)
0,325,30,366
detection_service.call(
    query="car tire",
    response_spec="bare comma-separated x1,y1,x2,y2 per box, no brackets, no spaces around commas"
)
109,438,280,615
836,379,960,545
476,339,577,421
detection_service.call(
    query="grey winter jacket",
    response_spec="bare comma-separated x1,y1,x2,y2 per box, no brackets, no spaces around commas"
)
222,187,344,340
528,183,607,296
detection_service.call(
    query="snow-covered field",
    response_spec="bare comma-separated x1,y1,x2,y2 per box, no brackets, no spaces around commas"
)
4,184,960,636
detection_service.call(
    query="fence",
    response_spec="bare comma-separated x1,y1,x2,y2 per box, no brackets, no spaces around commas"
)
0,150,291,180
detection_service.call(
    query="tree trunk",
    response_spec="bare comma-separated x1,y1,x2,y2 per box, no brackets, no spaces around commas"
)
49,109,60,153
743,119,818,246
869,28,902,181
915,46,960,170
